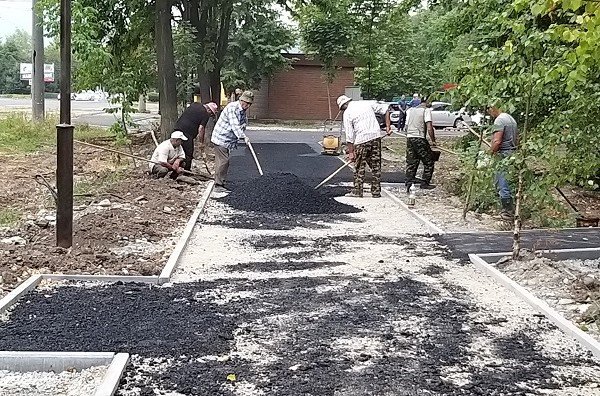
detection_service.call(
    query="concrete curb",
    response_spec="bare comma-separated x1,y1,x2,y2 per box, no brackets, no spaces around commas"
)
469,253,600,359
159,180,215,283
0,275,43,314
476,247,600,262
0,351,115,372
382,188,445,235
94,353,130,396
41,274,159,283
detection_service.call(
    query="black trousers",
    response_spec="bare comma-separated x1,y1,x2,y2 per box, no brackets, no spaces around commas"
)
181,137,194,171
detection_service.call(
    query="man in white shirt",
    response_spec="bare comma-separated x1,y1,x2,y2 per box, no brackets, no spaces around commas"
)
149,131,187,179
337,95,388,198
404,99,437,191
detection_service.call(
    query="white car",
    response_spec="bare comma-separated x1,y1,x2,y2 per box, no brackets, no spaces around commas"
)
430,101,473,128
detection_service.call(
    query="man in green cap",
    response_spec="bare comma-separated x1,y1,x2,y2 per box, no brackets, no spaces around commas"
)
211,90,254,192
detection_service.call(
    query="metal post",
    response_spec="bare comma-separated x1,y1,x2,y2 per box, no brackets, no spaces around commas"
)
56,0,73,248
32,0,45,120
56,124,73,248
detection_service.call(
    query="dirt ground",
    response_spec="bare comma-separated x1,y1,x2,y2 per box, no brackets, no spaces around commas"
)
0,134,209,296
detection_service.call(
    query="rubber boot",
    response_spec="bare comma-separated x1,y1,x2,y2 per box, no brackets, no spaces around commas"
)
500,198,514,221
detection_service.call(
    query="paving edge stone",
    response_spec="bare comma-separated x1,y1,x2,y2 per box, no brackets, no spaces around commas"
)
0,351,115,372
381,187,445,235
41,274,160,283
469,253,600,359
0,275,43,314
477,247,600,262
94,353,130,396
159,180,215,284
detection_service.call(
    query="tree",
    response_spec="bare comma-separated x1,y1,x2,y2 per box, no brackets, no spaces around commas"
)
297,0,353,117
155,0,178,138
0,30,32,94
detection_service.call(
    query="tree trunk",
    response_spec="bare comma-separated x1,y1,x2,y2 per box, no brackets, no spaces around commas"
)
155,0,178,140
326,81,332,119
209,67,221,104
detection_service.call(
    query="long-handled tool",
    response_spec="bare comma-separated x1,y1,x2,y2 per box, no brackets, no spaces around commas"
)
74,140,213,180
246,140,264,176
314,160,353,190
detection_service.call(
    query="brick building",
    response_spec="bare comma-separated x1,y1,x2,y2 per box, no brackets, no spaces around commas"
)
250,54,358,121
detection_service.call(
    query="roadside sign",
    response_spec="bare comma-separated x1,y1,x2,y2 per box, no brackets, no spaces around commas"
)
19,63,55,82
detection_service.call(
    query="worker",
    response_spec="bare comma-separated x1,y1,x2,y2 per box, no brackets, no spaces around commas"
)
173,102,218,171
487,103,518,220
211,90,254,192
149,131,187,180
337,94,387,198
408,93,421,108
404,96,437,191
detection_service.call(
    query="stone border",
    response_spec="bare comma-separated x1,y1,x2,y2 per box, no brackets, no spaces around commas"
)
159,180,215,283
469,252,600,359
0,351,128,396
0,275,43,314
477,247,600,263
381,187,445,235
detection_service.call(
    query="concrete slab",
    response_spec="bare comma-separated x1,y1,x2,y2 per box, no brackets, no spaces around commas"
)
469,253,600,359
159,181,215,284
0,275,42,314
0,351,115,372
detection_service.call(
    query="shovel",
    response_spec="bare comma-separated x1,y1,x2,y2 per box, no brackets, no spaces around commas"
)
314,160,353,190
246,140,264,176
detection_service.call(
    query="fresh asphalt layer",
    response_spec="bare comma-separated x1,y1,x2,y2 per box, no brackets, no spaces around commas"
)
437,228,600,260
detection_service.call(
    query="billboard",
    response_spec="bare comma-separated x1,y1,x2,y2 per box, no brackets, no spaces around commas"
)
20,63,55,82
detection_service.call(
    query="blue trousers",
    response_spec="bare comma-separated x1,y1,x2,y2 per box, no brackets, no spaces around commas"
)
494,171,512,199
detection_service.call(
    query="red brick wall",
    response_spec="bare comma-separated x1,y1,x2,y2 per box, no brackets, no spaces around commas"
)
252,65,355,121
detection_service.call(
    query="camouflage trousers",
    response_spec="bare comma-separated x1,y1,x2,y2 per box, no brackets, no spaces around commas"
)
354,137,382,196
406,137,435,185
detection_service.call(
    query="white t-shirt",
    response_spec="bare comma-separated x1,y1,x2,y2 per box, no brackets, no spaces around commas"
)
343,101,386,145
405,105,432,138
149,140,185,171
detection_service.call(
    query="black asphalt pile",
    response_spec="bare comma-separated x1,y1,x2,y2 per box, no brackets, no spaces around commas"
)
0,277,597,395
221,173,361,215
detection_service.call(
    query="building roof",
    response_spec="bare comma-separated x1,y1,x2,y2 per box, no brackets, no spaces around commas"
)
282,53,357,68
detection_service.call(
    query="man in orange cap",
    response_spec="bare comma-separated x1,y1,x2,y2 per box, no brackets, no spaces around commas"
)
174,102,219,171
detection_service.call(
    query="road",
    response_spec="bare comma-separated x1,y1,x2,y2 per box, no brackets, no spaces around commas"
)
0,97,160,128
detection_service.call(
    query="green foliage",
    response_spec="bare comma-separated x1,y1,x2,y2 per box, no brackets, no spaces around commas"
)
0,30,33,94
223,3,295,92
297,0,354,83
173,21,202,106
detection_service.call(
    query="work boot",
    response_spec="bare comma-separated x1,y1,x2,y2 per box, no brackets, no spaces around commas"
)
345,190,363,198
420,182,436,190
500,198,514,220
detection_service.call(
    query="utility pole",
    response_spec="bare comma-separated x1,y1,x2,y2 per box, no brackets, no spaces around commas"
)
56,0,73,248
32,0,45,120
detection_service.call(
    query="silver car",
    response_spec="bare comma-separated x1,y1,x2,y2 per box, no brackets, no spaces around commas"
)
430,101,473,128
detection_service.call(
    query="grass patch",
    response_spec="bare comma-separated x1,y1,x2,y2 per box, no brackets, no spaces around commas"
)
0,113,110,154
0,208,21,227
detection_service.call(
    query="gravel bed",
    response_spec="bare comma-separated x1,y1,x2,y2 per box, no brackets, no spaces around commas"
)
494,255,600,342
1,179,599,395
0,365,107,396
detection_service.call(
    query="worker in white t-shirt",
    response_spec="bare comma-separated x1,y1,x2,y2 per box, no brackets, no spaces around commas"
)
149,131,187,179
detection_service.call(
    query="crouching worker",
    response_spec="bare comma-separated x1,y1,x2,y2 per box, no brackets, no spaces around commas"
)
149,131,187,180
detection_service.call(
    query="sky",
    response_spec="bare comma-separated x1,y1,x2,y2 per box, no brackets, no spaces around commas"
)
0,0,32,40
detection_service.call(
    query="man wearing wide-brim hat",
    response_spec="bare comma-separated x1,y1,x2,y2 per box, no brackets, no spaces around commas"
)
174,101,219,171
211,90,254,192
337,94,386,198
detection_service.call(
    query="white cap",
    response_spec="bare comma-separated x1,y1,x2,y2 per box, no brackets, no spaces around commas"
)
170,131,188,141
336,95,352,109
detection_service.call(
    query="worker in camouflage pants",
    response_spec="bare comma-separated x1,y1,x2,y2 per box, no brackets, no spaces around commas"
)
404,101,437,190
337,94,387,198
354,137,382,197
406,137,435,188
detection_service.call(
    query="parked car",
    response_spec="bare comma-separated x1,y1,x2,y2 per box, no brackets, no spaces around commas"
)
430,101,473,128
